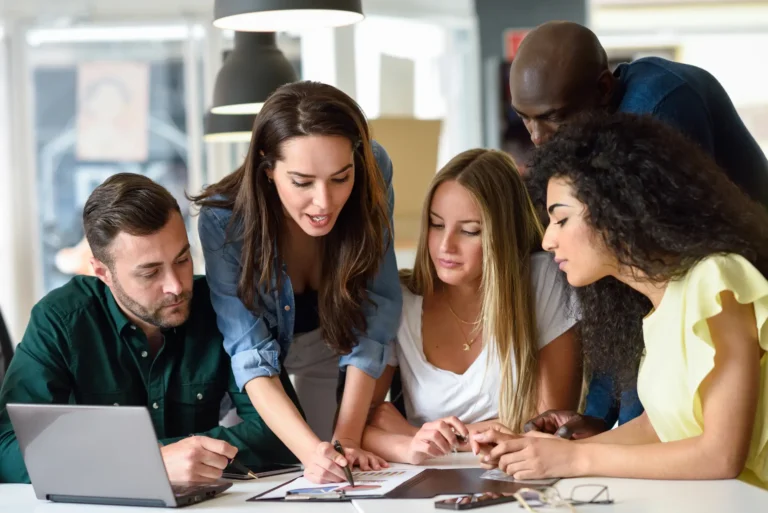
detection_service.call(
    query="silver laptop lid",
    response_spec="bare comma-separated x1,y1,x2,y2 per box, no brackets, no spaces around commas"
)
8,404,176,506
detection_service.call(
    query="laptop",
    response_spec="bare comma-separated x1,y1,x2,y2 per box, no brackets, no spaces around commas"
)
7,403,232,507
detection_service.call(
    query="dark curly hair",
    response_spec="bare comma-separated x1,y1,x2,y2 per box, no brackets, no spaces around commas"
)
525,112,768,390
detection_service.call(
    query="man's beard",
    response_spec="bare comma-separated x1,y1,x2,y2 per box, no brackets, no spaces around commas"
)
112,278,193,329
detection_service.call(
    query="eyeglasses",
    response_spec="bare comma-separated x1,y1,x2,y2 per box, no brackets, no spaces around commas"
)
513,485,613,512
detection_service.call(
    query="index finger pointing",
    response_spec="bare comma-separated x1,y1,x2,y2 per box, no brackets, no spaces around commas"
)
473,428,515,445
488,438,526,461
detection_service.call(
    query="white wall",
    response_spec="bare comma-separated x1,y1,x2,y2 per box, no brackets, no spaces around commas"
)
0,34,16,340
593,2,768,150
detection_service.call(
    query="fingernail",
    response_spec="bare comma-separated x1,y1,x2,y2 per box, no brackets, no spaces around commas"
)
482,456,489,463
472,447,478,456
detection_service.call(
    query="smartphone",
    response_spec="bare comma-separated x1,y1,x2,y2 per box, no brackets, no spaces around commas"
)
222,462,303,480
434,493,517,510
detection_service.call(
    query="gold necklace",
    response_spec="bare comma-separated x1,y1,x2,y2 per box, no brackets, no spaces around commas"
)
445,296,481,326
457,328,480,352
445,297,481,351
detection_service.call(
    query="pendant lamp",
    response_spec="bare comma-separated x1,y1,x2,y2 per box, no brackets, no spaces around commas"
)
203,112,256,143
211,32,298,115
213,0,364,32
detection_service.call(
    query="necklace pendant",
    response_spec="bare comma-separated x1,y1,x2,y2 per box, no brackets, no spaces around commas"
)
462,343,470,351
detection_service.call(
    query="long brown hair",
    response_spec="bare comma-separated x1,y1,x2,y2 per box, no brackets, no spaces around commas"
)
191,81,390,354
401,149,544,431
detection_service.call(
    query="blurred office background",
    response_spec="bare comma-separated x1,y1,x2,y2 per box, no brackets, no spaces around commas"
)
1,0,767,346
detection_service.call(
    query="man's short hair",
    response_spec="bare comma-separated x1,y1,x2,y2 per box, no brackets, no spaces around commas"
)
83,173,181,266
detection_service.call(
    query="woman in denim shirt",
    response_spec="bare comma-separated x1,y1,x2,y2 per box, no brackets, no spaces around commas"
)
193,82,402,483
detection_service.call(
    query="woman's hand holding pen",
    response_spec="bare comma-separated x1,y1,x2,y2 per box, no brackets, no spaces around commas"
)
406,416,470,465
301,440,388,484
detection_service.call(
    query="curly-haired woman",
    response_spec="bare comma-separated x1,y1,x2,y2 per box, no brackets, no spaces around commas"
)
472,113,768,489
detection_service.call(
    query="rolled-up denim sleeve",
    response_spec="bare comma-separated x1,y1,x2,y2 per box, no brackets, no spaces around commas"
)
198,207,281,390
338,142,403,379
583,373,620,427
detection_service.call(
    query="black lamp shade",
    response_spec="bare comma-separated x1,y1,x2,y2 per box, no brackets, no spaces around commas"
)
211,32,298,115
214,0,364,32
204,111,256,143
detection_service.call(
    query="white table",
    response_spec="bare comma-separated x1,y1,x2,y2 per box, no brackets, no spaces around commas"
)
2,453,767,512
360,454,768,513
0,473,354,512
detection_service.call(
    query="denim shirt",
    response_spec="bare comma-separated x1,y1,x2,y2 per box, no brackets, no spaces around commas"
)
198,141,403,391
616,57,768,208
583,373,644,427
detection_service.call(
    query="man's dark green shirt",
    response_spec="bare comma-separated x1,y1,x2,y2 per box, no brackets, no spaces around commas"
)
0,276,295,483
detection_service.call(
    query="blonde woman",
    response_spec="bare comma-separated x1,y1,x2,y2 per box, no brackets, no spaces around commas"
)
361,149,582,464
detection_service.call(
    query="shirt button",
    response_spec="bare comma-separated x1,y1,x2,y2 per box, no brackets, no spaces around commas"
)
140,351,148,358
284,305,291,311
130,325,137,330
197,393,203,400
152,402,159,409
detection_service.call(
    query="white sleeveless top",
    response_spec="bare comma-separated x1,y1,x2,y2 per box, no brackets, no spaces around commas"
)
389,252,577,426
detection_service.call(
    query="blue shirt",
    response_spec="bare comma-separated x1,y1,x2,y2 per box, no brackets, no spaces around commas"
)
198,141,403,391
616,57,768,207
587,57,768,427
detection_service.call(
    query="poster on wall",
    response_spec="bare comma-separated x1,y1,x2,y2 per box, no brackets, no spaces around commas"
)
76,61,150,162
34,59,190,293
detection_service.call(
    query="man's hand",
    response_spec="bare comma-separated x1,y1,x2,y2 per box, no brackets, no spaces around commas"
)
405,417,469,465
160,436,238,483
523,410,608,440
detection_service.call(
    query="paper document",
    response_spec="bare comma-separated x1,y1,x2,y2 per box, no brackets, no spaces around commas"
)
254,468,425,499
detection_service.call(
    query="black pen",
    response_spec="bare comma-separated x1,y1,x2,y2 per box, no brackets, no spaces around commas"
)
228,458,260,479
332,440,355,487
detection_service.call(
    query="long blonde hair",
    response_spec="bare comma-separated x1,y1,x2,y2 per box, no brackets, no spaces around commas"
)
401,149,543,431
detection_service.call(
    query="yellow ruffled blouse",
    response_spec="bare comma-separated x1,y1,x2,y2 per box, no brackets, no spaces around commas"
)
638,254,768,489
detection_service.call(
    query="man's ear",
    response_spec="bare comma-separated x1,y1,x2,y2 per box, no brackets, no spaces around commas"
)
596,69,616,107
596,69,616,106
90,257,113,286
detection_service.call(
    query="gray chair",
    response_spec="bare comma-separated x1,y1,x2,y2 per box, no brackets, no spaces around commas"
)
0,309,14,384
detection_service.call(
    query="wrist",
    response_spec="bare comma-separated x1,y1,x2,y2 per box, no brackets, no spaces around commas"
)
333,436,361,448
571,442,592,476
395,434,417,464
295,433,323,462
332,430,362,446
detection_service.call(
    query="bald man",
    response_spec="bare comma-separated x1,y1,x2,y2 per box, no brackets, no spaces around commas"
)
514,21,768,440
511,21,768,206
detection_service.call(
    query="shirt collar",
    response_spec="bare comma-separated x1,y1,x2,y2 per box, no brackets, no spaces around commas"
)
105,287,135,335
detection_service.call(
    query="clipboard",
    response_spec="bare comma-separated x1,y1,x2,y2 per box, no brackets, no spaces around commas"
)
248,468,559,502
